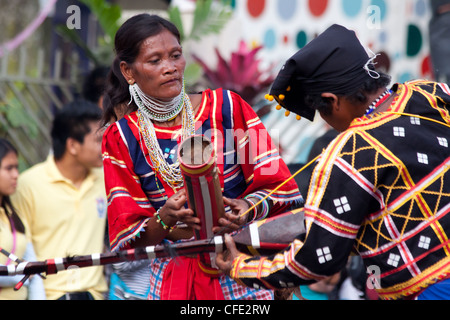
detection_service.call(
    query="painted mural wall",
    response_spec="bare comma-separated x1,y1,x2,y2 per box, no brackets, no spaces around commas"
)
187,0,434,164
233,0,433,84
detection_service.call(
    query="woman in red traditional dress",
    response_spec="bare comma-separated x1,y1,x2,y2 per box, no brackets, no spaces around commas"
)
101,14,303,300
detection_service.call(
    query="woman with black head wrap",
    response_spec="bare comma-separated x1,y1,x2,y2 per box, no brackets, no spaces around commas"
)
217,24,450,300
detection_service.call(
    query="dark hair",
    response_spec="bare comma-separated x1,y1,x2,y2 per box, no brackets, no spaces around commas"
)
101,14,181,126
0,139,25,234
304,71,392,116
82,66,110,104
51,100,102,160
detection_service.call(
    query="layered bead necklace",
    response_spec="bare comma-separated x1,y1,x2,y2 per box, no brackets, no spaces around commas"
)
365,89,393,116
131,82,196,189
129,82,184,122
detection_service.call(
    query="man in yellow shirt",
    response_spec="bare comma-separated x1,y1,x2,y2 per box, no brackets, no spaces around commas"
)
12,100,108,300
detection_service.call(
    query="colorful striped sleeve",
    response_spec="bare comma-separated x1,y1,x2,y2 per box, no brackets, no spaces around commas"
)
102,121,154,252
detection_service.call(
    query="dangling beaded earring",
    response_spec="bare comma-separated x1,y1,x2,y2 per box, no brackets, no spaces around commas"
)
265,87,301,121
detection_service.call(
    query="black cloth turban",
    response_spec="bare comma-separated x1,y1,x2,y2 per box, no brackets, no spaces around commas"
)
269,24,375,121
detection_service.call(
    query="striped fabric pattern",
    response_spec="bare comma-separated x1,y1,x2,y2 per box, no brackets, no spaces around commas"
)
102,88,303,299
230,81,450,300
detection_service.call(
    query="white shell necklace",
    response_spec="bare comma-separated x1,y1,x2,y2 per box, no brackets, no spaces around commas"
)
129,82,184,122
136,84,196,190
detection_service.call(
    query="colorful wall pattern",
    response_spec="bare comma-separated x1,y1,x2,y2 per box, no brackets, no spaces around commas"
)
227,0,434,164
188,0,434,164
233,0,433,83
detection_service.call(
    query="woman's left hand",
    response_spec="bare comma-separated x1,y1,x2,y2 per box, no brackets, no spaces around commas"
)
215,234,243,276
212,197,252,234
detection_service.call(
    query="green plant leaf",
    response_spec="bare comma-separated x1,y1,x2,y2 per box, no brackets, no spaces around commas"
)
184,62,203,87
189,0,233,41
0,97,39,138
168,6,185,42
55,0,123,67
79,0,121,40
55,25,101,66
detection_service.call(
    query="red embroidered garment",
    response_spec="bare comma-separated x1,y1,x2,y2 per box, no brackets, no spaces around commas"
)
102,88,303,299
161,257,225,300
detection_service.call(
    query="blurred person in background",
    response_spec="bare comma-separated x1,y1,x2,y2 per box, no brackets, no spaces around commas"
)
82,66,110,109
0,138,45,300
12,100,107,300
429,0,450,83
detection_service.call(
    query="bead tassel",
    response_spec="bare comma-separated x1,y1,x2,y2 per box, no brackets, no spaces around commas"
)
265,93,301,120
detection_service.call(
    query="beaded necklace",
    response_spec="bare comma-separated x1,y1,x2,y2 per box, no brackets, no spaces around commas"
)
365,89,393,116
137,91,195,190
130,82,184,122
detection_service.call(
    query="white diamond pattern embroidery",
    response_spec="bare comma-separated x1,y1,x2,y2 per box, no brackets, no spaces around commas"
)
393,127,405,137
279,281,295,288
387,253,401,267
418,236,431,250
417,153,429,164
438,137,448,148
334,197,351,214
410,117,421,125
317,247,332,264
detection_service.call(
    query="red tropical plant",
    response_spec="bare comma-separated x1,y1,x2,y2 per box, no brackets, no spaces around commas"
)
192,40,275,105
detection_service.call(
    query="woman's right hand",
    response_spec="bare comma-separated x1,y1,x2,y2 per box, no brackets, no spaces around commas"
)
158,188,201,230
